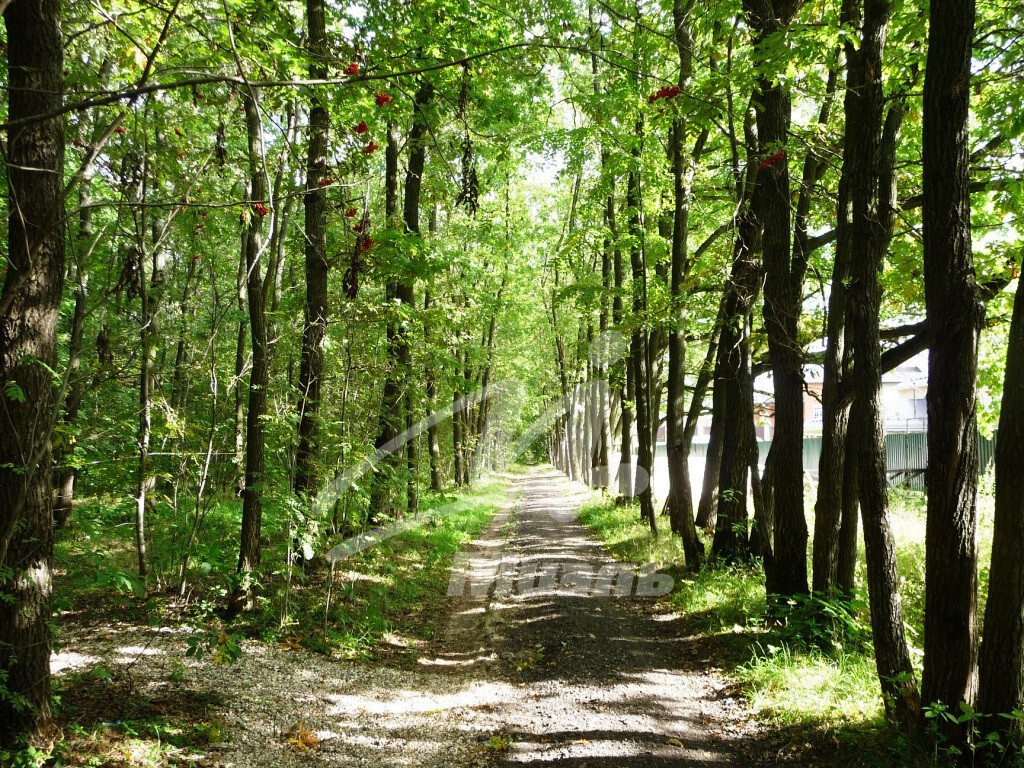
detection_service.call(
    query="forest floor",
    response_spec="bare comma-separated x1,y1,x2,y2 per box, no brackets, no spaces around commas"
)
52,467,815,767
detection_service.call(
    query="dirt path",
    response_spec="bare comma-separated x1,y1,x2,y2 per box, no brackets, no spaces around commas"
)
53,467,770,767
436,466,761,767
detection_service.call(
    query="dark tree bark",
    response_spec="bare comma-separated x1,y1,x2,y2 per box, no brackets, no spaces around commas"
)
399,80,434,510
0,0,63,744
811,165,853,595
227,87,271,617
921,0,982,736
627,118,657,535
710,210,760,562
663,0,704,568
835,415,860,597
711,104,761,563
368,122,404,516
294,0,330,500
977,273,1024,744
843,0,919,727
745,0,809,599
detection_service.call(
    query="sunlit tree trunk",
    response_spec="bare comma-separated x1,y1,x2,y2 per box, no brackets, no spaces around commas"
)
0,0,63,743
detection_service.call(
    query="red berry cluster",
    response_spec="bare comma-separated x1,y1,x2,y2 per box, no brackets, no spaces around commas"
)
344,208,358,218
360,237,375,252
363,140,378,154
352,221,367,234
353,121,369,134
758,150,786,170
648,85,681,104
375,92,393,106
252,202,270,217
318,177,335,187
344,62,360,76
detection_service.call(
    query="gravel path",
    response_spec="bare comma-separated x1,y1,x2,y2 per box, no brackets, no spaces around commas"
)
54,467,768,767
439,466,760,767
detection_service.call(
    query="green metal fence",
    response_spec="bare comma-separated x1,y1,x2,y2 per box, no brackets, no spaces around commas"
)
688,430,997,490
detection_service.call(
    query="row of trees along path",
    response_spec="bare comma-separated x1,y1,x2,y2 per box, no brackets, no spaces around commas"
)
1,0,1023,760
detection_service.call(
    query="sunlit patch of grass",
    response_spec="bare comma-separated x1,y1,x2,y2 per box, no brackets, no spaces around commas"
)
738,643,883,730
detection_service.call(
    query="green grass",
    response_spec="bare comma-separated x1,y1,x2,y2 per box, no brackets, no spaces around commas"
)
55,476,511,660
277,477,510,657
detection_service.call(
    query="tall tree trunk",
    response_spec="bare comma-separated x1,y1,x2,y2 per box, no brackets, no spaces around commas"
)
812,170,853,594
607,182,632,502
227,87,270,617
233,246,246,496
453,387,465,486
746,0,809,599
627,117,657,535
711,103,761,562
835,414,860,596
710,210,759,562
977,272,1024,743
294,0,330,500
135,223,166,584
844,0,919,727
921,0,981,735
400,80,434,511
54,267,87,529
663,0,704,567
424,291,444,491
0,0,63,743
368,122,404,517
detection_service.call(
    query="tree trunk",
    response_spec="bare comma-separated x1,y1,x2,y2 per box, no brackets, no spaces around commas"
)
711,104,761,562
835,414,860,597
400,80,434,510
294,0,330,500
627,116,656,535
746,0,808,599
424,289,444,491
921,0,981,736
811,163,852,594
844,0,919,727
710,222,758,562
54,268,87,529
695,402,723,531
977,272,1024,743
663,0,704,567
227,87,270,617
368,122,404,517
0,0,63,744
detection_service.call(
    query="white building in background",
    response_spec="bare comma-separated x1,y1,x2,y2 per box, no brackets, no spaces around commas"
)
688,351,930,441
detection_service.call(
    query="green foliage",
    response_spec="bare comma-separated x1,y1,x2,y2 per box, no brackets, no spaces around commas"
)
185,628,244,666
923,701,1024,767
768,592,873,655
